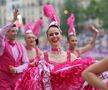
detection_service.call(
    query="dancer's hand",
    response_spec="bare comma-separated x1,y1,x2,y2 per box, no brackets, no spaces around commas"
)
9,65,17,74
90,25,99,34
12,8,19,23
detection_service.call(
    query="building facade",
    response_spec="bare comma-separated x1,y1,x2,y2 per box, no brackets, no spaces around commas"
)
0,0,6,26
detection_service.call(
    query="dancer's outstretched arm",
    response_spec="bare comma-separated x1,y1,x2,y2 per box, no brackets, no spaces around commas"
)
79,26,99,54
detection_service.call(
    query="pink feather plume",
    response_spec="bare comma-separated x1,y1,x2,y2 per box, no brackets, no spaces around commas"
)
67,14,76,35
43,3,56,20
33,18,44,36
43,3,60,26
54,15,60,26
24,20,33,33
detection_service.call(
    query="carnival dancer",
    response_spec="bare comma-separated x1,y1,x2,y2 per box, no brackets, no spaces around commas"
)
67,14,99,59
15,18,44,90
42,20,101,90
0,9,29,90
24,18,43,64
67,14,108,90
42,18,78,90
42,3,108,90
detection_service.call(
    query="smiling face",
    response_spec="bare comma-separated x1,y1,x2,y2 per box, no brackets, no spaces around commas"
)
6,26,18,41
47,26,62,48
68,35,77,49
25,32,36,47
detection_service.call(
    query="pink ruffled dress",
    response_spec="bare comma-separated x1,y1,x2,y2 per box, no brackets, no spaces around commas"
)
15,48,42,90
42,52,103,90
69,49,82,59
16,50,108,90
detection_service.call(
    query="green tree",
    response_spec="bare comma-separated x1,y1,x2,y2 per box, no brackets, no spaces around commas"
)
60,0,85,36
84,0,100,19
60,0,108,36
98,0,108,29
83,0,108,30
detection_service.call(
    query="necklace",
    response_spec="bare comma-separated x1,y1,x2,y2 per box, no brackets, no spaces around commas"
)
50,47,62,55
49,48,67,63
26,46,34,51
69,47,74,52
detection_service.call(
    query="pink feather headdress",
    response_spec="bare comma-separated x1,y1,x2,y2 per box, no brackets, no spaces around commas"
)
33,18,44,37
67,14,76,36
24,20,33,33
24,18,44,37
43,3,60,27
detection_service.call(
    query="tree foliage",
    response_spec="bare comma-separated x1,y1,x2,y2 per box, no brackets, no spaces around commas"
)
60,0,108,36
60,0,82,36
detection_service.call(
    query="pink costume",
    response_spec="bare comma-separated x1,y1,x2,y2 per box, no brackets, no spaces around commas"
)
41,52,108,90
67,14,83,59
15,47,42,90
26,46,41,64
15,19,44,90
0,23,29,90
69,49,82,59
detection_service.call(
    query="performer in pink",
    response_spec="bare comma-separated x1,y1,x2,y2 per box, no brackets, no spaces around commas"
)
41,3,108,90
42,19,79,90
67,14,99,59
41,20,101,90
15,18,44,90
24,18,43,64
0,9,29,90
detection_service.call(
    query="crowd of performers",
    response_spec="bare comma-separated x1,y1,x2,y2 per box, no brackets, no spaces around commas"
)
0,3,108,90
